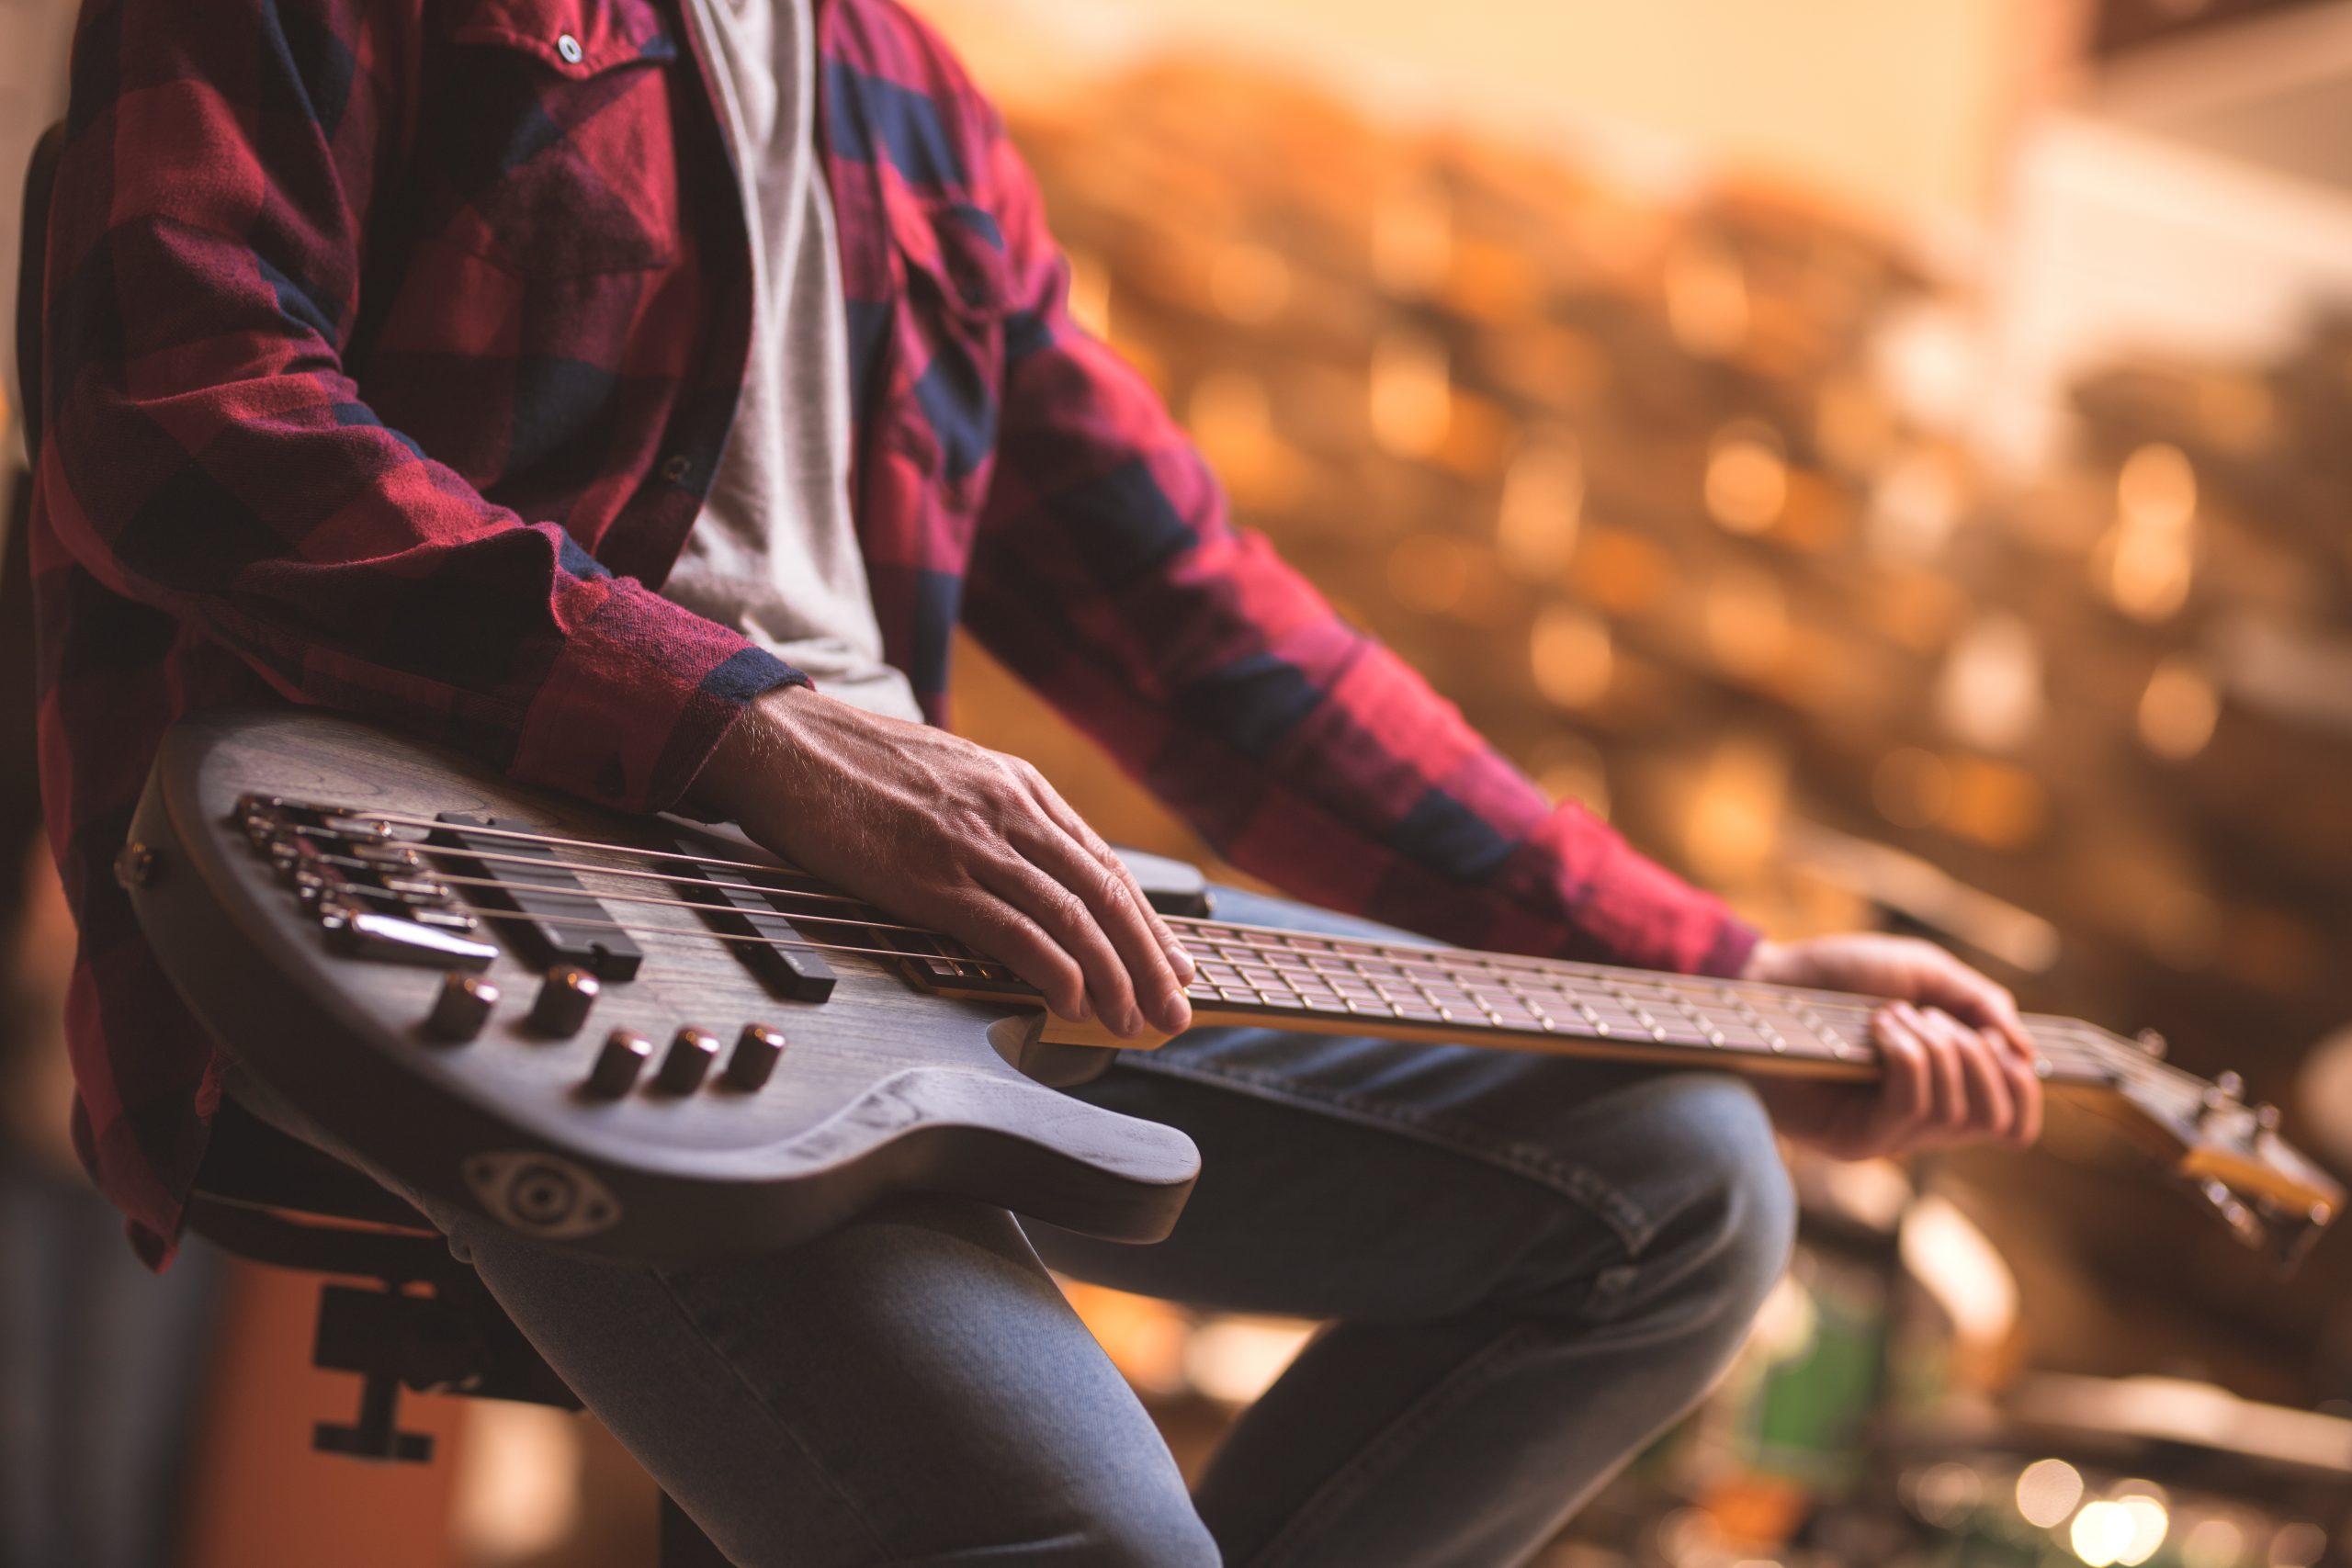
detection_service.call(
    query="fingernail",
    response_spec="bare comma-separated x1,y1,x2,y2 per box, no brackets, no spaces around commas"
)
1123,1006,1145,1037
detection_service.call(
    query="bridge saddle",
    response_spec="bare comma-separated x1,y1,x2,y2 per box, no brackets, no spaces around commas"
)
233,795,496,969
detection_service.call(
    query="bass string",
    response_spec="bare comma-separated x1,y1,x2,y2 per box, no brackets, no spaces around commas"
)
388,904,1871,1066
420,833,2030,1044
384,829,1828,1025
413,869,944,940
356,807,2117,1022
424,843,2126,1071
310,807,834,879
422,903,1012,974
390,905,2131,1086
338,807,1912,1007
311,807,2190,1095
409,840,882,909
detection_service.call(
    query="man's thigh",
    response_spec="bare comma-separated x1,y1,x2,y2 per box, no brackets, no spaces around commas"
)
1035,887,1781,1325
436,1194,1215,1568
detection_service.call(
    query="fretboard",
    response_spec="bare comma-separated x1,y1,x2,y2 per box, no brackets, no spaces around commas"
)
916,914,2136,1090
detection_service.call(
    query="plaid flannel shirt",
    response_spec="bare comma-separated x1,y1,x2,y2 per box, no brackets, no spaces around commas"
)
31,0,1757,1264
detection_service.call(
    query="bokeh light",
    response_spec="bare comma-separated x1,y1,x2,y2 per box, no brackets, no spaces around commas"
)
1369,326,1452,457
1530,604,1614,709
2184,1518,2249,1568
2138,656,2221,760
2074,1500,2136,1566
2268,1523,2326,1568
2115,1492,2170,1567
1495,439,1585,581
1703,422,1788,535
2018,1459,2086,1529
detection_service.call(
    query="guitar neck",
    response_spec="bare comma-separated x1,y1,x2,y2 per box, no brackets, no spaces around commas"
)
963,914,2142,1091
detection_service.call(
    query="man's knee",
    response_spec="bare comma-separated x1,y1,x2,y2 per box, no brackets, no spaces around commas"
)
1072,1497,1222,1568
1619,1073,1795,1357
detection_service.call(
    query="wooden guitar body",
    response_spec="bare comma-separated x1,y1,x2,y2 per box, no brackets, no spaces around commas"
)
125,710,1201,1264
121,710,2337,1270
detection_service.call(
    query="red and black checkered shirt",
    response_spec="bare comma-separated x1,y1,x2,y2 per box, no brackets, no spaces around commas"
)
31,0,1756,1264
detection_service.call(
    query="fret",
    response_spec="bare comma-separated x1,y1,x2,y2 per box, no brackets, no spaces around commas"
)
1664,991,1726,1051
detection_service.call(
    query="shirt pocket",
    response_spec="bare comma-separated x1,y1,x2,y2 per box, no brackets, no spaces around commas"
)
882,193,1010,502
428,0,685,276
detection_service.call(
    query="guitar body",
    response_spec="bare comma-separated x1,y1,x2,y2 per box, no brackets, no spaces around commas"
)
125,710,1201,1264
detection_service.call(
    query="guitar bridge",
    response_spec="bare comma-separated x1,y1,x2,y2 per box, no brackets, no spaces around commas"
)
234,795,495,969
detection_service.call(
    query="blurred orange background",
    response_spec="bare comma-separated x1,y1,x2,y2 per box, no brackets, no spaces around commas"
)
7,2,2352,1564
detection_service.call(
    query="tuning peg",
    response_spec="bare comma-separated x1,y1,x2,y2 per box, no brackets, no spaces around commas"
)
426,972,499,1042
2201,1071,2246,1122
2193,1178,2267,1250
2135,1029,2167,1058
2268,1209,2326,1277
2256,1103,2282,1133
528,966,600,1036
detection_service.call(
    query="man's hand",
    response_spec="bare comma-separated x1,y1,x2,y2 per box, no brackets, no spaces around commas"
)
694,687,1195,1039
1741,933,2042,1159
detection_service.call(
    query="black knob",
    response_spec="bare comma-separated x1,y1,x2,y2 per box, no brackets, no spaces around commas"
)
584,1031,651,1099
528,965,600,1036
725,1023,786,1091
426,972,499,1042
656,1028,718,1095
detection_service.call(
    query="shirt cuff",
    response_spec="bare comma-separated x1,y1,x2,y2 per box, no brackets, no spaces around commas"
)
1696,916,1763,981
508,577,809,813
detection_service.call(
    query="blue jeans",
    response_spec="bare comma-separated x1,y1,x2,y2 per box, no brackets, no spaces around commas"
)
245,888,1793,1567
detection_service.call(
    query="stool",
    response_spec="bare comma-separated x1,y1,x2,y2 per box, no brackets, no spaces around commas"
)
189,1099,733,1567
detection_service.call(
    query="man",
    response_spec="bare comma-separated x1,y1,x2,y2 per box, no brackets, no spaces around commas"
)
32,0,2041,1562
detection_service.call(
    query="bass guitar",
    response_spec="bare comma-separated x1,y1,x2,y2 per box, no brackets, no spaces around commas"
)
119,710,2341,1269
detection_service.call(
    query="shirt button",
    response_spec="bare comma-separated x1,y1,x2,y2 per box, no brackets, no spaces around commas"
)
556,33,584,64
661,454,691,483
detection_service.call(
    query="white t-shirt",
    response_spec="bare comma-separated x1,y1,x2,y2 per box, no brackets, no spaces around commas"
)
666,0,926,723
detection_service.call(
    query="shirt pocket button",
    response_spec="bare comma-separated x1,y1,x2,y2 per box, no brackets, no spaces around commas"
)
661,454,692,483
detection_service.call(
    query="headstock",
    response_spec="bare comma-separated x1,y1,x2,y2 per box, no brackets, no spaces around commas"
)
2055,1022,2343,1273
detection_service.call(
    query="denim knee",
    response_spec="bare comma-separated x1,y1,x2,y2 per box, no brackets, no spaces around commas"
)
1504,1072,1792,1361
1082,1500,1222,1568
1610,1073,1795,1364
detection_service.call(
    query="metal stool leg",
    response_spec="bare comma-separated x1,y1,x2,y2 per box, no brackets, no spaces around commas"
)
660,1492,732,1567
